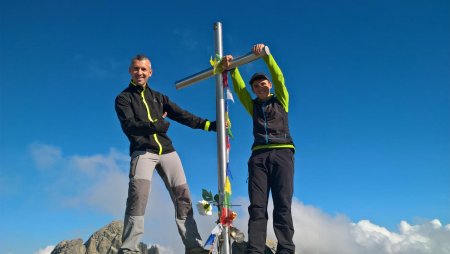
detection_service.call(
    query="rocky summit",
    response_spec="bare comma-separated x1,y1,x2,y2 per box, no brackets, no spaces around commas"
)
51,221,275,254
51,221,150,254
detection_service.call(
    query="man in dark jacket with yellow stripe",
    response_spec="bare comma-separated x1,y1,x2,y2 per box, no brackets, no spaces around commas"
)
115,55,214,254
223,44,295,254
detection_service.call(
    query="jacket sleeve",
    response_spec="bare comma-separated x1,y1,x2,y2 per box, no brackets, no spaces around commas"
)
230,68,254,116
264,54,289,112
162,95,213,131
115,94,169,135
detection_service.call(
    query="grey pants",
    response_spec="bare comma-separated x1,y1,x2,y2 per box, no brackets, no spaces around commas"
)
120,151,203,253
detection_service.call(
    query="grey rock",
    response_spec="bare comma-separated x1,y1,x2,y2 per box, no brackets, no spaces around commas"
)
85,221,123,254
51,239,86,254
147,245,159,254
138,243,149,254
54,221,291,254
265,240,277,254
52,221,157,254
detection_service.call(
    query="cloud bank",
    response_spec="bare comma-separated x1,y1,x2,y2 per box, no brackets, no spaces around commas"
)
30,143,450,254
34,245,55,254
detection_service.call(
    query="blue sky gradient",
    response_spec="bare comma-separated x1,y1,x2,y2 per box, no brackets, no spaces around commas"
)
1,1,449,253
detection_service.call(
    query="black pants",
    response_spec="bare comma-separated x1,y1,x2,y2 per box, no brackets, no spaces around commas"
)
247,148,295,254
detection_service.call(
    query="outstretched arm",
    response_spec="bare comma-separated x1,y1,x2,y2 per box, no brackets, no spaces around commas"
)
222,55,254,116
254,44,289,112
162,95,216,132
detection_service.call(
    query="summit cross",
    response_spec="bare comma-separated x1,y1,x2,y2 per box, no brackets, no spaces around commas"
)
175,22,270,254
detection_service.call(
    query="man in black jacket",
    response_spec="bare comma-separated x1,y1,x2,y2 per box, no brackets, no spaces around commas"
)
115,55,215,254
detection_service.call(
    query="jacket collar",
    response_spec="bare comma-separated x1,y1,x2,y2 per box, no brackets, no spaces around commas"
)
254,94,274,104
129,80,147,93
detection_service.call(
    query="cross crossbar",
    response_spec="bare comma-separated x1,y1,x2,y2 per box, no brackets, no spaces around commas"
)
175,46,270,90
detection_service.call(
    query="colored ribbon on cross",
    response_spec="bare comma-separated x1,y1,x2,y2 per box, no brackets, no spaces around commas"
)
203,64,237,251
221,70,235,226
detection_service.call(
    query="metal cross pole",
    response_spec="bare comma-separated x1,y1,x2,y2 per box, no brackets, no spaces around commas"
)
174,22,269,254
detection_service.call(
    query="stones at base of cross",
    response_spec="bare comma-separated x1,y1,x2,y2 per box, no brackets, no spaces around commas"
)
231,240,277,254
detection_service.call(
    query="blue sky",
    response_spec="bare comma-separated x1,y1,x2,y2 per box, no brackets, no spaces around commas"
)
0,1,449,254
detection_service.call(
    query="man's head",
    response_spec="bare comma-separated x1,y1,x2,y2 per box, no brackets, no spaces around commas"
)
249,73,272,100
129,54,152,87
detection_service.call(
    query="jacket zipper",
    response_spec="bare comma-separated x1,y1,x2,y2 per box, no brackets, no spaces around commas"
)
262,102,269,144
140,89,163,155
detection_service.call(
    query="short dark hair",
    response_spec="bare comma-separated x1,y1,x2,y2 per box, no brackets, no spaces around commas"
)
249,73,270,85
130,54,151,68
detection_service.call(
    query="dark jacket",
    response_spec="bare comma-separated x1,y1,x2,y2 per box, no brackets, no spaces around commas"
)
252,96,294,149
231,54,295,152
115,82,213,156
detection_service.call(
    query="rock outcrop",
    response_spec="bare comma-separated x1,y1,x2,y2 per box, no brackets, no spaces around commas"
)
51,221,276,254
84,221,125,254
51,239,86,254
51,221,151,254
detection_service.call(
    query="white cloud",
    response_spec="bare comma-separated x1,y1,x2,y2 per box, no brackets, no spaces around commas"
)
143,193,450,254
68,148,128,177
34,245,54,254
288,199,363,254
29,144,129,214
84,169,128,216
29,144,450,254
141,185,450,254
29,143,62,169
350,219,450,254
